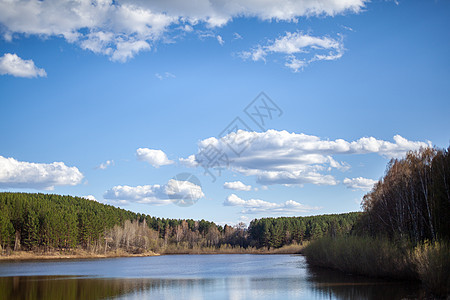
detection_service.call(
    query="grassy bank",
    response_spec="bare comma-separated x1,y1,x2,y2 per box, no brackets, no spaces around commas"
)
158,242,308,255
0,243,308,260
410,241,450,297
303,236,450,297
0,249,159,261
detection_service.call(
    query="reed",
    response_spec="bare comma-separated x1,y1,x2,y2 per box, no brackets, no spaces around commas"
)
304,236,450,297
303,236,414,279
410,240,450,297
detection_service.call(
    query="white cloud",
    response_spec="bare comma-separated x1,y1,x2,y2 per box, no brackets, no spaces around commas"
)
104,179,204,205
223,181,252,191
216,35,224,45
341,25,354,32
343,177,377,191
224,194,320,215
155,72,176,80
285,56,307,72
82,195,98,201
186,130,430,186
136,148,174,167
239,215,250,223
179,154,198,168
147,0,367,24
0,53,46,78
233,32,243,40
0,155,84,190
241,31,344,72
96,160,114,170
0,1,174,62
165,178,205,202
0,0,367,61
110,40,151,62
181,25,193,32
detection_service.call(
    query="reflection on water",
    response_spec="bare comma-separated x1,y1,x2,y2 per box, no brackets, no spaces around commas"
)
0,276,154,300
0,255,426,300
306,264,424,300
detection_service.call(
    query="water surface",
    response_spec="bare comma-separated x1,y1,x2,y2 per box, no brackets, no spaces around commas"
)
0,254,424,299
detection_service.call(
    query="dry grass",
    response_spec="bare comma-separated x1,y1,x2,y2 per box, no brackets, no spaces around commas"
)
160,243,308,255
161,244,264,254
410,241,450,297
304,236,450,297
303,236,414,279
0,242,308,260
270,242,309,254
0,249,159,261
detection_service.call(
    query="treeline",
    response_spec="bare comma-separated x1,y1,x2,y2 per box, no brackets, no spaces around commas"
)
248,213,361,249
358,147,450,243
0,193,137,252
304,147,450,297
0,192,360,254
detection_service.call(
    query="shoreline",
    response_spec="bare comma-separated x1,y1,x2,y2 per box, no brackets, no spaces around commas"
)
0,247,305,261
0,251,160,261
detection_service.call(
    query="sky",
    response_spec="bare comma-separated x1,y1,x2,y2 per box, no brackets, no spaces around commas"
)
0,0,449,226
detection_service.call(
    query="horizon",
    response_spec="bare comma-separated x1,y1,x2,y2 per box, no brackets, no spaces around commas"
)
1,0,449,226
0,190,363,226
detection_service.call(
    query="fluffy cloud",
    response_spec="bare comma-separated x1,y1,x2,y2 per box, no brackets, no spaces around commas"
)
179,154,198,168
104,179,204,205
0,0,367,61
343,177,377,191
0,53,46,78
223,181,252,191
241,31,344,72
216,35,224,45
0,0,174,62
96,160,114,170
184,130,430,186
224,194,320,214
0,155,84,190
82,195,98,201
136,148,174,167
165,179,205,204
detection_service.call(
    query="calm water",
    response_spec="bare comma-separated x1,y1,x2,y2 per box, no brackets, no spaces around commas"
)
0,254,424,300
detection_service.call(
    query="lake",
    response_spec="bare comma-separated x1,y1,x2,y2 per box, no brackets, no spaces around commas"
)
0,254,424,299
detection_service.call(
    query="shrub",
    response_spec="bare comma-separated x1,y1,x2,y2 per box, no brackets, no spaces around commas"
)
410,241,450,297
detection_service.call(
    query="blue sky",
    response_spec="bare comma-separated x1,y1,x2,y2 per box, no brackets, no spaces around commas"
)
0,0,449,225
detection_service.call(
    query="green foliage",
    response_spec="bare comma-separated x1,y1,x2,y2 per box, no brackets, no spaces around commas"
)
0,192,362,254
248,212,361,249
0,192,136,251
0,206,14,249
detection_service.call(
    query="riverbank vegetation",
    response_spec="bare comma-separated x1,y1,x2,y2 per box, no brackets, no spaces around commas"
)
1,146,448,295
0,193,357,257
304,147,450,297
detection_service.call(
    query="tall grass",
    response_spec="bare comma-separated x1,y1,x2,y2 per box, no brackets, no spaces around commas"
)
410,241,450,296
160,242,308,255
303,236,450,297
270,242,309,254
303,236,414,279
160,244,263,254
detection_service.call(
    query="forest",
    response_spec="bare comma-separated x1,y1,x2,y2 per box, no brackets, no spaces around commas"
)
0,192,359,254
357,147,450,242
304,146,450,297
1,146,448,295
